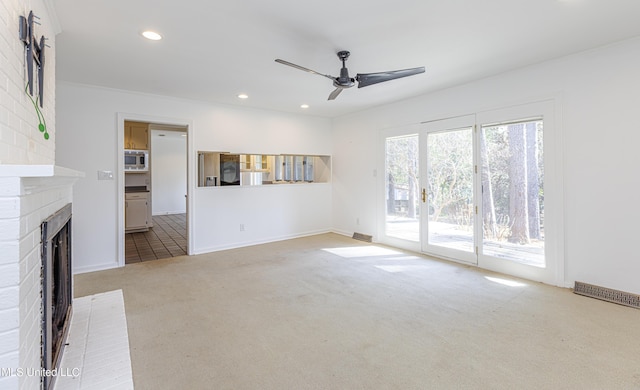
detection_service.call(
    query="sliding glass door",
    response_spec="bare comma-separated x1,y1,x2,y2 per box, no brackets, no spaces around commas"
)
417,103,557,283
384,134,420,243
475,101,559,284
421,115,477,264
380,101,560,284
479,119,545,268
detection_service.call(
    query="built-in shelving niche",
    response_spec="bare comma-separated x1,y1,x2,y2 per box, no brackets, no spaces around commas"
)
197,152,331,187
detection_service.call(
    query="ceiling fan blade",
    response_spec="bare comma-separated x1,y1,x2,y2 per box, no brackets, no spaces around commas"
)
356,67,425,88
328,87,343,100
275,59,335,81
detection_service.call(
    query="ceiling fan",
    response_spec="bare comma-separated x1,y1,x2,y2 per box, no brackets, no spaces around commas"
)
275,50,425,100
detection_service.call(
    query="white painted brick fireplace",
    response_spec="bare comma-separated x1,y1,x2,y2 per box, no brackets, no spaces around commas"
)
1,0,77,387
0,166,82,389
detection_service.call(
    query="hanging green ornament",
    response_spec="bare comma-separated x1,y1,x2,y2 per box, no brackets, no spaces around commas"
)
25,82,48,140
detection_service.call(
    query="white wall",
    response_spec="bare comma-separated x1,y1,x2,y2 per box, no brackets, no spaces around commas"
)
150,130,187,215
55,84,333,272
332,37,640,295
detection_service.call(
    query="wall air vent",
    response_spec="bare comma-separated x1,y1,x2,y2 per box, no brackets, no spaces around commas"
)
352,232,373,243
573,281,639,309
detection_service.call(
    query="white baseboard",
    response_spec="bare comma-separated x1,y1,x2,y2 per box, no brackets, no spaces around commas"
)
192,229,332,255
73,260,121,275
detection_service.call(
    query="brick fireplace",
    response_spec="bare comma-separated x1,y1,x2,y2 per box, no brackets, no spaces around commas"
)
0,0,71,387
0,165,83,389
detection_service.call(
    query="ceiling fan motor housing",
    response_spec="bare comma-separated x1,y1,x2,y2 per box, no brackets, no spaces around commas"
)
335,51,355,87
335,67,355,87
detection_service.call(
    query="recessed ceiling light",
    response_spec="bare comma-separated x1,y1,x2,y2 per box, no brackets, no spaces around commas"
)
237,94,249,99
142,31,162,41
300,104,309,109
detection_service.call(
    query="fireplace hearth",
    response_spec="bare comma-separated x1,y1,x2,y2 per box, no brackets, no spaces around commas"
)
41,203,73,390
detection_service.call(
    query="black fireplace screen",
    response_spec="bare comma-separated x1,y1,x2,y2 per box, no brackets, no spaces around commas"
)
41,203,72,390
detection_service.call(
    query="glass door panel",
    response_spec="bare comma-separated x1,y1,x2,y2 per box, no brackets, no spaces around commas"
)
421,115,477,264
475,101,559,285
480,119,545,267
384,135,420,242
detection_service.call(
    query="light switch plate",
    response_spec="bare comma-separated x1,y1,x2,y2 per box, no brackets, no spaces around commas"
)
97,170,114,180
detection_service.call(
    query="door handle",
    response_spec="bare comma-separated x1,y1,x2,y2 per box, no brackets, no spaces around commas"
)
422,188,426,203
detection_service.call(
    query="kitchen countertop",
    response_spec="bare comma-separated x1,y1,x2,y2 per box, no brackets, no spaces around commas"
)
125,186,149,193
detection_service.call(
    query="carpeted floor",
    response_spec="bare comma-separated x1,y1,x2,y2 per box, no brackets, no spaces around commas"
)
74,233,640,390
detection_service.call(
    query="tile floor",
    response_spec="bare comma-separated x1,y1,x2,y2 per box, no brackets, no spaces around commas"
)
125,214,187,263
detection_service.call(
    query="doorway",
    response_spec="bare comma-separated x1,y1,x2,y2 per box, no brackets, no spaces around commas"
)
118,113,192,266
125,127,188,263
421,115,477,264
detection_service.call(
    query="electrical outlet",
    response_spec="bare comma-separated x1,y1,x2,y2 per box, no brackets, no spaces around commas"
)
356,217,360,225
240,224,245,232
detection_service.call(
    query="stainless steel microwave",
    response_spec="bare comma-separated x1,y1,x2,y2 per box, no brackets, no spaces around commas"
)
124,150,148,171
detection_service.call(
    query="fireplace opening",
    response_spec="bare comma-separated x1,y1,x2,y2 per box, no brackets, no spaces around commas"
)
41,203,73,390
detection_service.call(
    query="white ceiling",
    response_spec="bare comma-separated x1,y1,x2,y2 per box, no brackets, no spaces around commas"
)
53,0,640,118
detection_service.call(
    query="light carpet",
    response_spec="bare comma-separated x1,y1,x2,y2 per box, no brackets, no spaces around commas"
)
74,233,640,389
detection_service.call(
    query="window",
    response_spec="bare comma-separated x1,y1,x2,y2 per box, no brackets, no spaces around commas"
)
481,119,544,267
384,135,420,242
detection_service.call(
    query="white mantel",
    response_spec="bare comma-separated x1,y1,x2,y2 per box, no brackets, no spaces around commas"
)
0,165,83,389
0,165,84,196
0,165,84,177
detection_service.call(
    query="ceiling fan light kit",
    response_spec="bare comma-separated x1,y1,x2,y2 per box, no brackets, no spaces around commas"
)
275,50,425,100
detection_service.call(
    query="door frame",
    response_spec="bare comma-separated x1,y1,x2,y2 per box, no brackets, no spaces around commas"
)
421,114,478,265
474,99,563,285
116,112,194,267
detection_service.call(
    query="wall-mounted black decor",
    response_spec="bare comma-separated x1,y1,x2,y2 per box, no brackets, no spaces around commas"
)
19,11,49,139
19,11,47,107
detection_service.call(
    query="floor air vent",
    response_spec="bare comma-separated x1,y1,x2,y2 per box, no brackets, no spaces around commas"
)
573,281,639,309
352,232,372,243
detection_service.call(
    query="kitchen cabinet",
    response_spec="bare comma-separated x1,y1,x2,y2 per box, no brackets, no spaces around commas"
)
240,154,270,172
124,121,149,150
125,192,149,232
